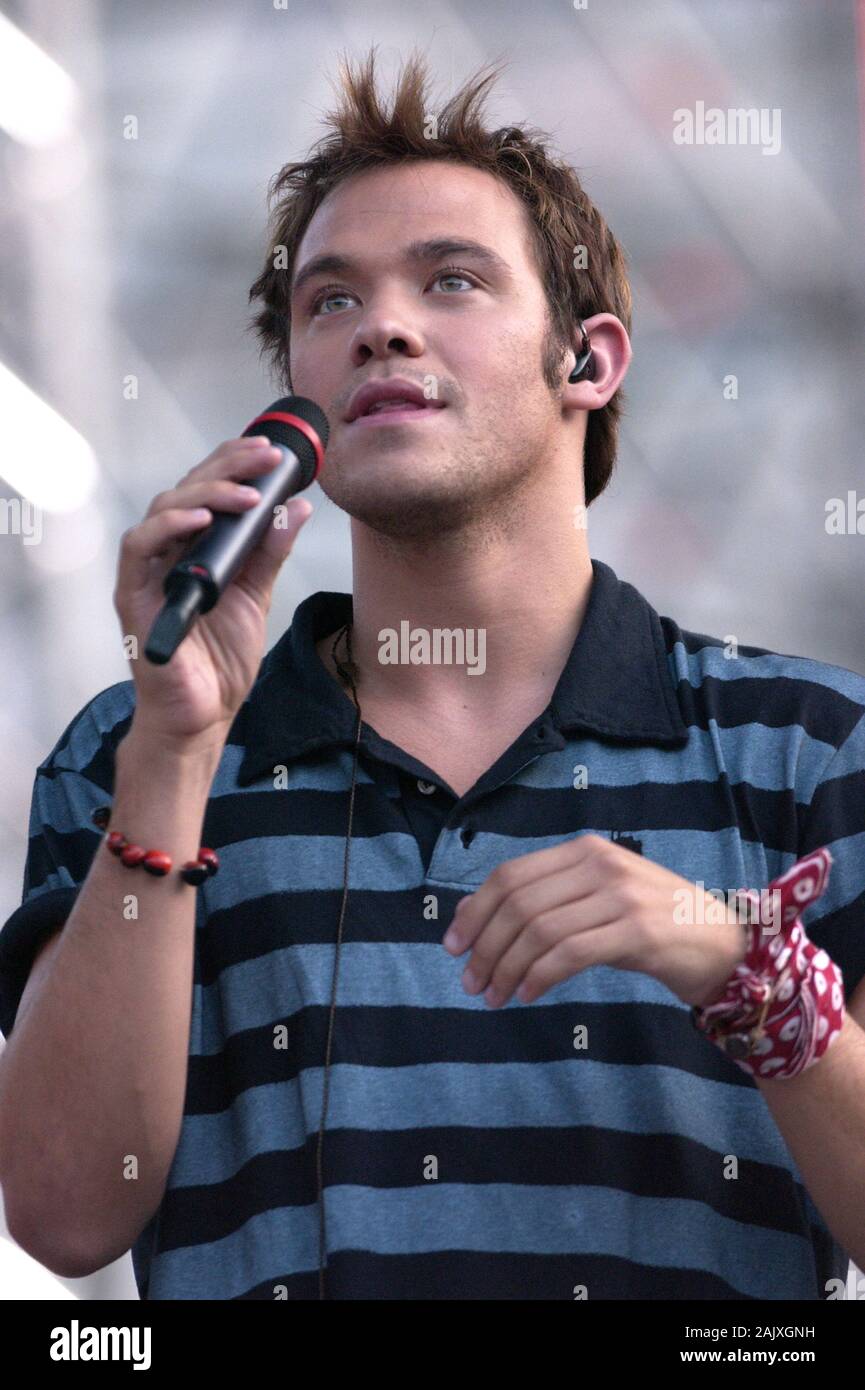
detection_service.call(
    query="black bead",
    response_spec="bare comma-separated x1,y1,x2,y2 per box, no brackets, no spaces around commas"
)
142,858,171,876
180,862,209,886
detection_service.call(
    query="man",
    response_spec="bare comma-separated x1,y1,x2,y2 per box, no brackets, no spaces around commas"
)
1,48,864,1301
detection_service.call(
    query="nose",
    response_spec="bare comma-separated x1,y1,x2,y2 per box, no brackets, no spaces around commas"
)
349,304,426,369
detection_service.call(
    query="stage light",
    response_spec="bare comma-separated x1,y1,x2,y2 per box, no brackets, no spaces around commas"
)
0,361,98,514
0,12,79,148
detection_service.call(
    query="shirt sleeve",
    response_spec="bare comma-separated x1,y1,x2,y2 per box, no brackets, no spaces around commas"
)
0,687,132,1040
797,710,865,1003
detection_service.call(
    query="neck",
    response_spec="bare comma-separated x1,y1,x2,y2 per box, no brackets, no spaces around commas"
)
333,485,594,718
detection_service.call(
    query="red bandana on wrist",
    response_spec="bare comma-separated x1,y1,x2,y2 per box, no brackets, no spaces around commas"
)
691,847,845,1079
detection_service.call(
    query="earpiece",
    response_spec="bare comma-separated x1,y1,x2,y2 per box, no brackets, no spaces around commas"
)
568,320,596,383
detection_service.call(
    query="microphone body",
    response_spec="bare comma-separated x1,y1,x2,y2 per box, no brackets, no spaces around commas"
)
164,444,308,615
144,396,328,664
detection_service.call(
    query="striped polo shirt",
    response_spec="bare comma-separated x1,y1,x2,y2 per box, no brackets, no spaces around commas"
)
2,556,864,1300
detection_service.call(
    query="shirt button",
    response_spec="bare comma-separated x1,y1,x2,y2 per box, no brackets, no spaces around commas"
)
416,779,437,795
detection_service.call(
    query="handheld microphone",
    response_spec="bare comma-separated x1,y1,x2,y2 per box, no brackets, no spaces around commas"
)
144,396,329,665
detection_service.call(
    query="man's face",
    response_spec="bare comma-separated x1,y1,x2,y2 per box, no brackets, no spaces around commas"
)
288,160,568,540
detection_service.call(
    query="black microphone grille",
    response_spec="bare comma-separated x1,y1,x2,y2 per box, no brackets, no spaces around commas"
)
242,395,329,486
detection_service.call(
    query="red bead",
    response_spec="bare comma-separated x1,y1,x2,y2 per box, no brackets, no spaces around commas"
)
142,850,172,876
120,843,146,867
197,847,219,876
92,806,111,830
107,831,127,855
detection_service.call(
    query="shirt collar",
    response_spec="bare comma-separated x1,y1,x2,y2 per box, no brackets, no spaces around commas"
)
236,557,689,786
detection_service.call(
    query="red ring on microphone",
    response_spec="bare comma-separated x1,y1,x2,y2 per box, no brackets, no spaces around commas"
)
244,411,325,481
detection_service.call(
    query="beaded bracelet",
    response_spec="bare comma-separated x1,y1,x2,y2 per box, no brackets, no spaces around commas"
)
91,805,219,886
690,846,844,1079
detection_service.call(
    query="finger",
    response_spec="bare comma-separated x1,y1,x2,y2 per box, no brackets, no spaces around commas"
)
115,507,213,596
155,444,278,505
145,474,270,521
447,839,605,961
196,441,282,484
466,866,621,999
180,435,275,483
229,495,314,610
448,834,599,950
482,898,625,1006
512,919,631,1006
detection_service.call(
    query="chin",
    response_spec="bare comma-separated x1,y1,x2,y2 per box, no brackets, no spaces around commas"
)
347,488,476,540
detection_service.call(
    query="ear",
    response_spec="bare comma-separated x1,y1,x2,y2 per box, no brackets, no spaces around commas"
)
563,313,632,410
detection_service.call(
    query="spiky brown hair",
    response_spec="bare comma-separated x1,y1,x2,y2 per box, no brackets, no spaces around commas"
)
247,45,632,505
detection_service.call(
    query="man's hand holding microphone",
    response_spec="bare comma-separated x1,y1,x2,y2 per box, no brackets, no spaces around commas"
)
116,432,312,755
0,399,325,1276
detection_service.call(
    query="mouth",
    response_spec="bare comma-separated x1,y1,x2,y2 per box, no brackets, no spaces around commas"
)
347,403,447,428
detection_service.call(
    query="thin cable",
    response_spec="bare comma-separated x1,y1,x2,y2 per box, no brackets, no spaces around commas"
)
316,620,361,1300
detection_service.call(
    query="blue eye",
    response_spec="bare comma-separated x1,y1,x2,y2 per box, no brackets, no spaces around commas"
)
310,288,352,316
435,266,477,293
309,265,478,317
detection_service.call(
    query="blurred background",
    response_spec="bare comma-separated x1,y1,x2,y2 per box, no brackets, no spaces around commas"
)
1,0,863,1299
